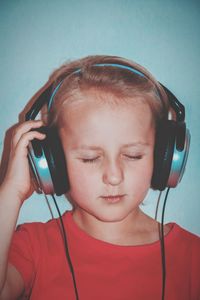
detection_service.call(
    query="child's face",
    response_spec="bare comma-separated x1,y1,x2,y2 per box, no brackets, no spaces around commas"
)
59,92,155,223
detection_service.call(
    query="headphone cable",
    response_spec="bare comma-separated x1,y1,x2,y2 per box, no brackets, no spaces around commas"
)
51,194,79,300
160,187,170,300
50,187,170,300
155,191,162,221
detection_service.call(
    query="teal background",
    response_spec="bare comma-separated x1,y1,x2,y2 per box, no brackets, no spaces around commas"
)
0,0,200,235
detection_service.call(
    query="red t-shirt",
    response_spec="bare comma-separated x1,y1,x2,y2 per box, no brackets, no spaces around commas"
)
9,212,200,300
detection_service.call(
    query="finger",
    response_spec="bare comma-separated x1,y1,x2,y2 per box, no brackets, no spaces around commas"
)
12,120,44,149
13,130,46,158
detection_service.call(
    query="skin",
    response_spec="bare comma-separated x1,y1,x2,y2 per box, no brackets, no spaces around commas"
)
59,91,164,246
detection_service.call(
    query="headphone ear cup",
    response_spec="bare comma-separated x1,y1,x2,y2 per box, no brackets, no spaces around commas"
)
44,127,69,195
151,120,177,191
28,126,69,196
28,127,54,195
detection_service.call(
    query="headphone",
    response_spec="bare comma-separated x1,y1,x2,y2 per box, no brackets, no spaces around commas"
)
25,62,190,195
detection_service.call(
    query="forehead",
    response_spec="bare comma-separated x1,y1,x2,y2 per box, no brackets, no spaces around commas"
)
58,88,154,125
59,91,154,145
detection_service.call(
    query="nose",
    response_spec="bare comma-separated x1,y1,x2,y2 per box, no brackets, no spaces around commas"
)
102,159,124,186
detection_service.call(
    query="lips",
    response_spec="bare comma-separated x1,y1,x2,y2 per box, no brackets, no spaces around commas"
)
101,194,125,203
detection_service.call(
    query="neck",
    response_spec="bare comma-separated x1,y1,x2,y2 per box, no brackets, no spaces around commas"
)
72,208,160,246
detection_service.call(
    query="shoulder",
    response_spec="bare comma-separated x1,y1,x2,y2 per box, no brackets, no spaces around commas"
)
173,223,200,244
16,211,71,231
13,211,71,248
168,223,200,258
10,211,72,267
15,217,55,240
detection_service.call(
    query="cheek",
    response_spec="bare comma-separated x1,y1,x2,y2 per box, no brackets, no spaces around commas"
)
126,157,154,188
67,163,99,194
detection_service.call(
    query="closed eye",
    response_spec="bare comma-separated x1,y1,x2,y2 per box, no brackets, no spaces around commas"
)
81,157,100,163
123,154,143,160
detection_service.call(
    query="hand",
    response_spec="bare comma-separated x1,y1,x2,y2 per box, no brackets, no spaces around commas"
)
1,120,46,204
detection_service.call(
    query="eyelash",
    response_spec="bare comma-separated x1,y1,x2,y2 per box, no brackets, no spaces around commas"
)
124,154,143,160
81,154,142,163
81,157,100,163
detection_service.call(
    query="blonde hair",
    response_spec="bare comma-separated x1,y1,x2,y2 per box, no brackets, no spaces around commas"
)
44,55,169,128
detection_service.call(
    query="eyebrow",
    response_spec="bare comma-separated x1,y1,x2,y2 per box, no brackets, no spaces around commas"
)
71,145,102,151
121,142,150,149
71,142,150,151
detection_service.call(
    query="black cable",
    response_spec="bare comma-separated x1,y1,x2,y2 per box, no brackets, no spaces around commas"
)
51,194,79,300
50,188,169,300
160,187,170,300
155,191,162,221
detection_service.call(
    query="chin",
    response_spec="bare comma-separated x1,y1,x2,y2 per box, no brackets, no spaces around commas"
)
93,209,131,223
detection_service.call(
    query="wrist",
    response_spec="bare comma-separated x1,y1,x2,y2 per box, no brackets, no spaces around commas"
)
0,182,24,207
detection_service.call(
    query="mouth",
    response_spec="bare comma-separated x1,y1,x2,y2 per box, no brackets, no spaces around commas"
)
101,194,126,203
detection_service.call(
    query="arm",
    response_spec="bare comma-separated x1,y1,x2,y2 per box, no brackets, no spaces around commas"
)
0,120,45,299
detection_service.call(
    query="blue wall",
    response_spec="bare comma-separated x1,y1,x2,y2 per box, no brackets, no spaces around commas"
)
0,0,199,235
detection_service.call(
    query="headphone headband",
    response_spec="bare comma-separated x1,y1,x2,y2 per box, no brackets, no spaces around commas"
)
25,63,185,123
